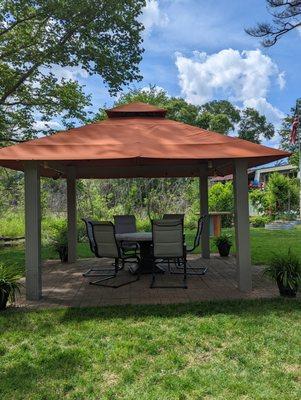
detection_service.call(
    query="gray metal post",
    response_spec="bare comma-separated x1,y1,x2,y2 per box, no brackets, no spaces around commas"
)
67,168,77,263
25,162,42,300
199,174,210,259
233,159,252,292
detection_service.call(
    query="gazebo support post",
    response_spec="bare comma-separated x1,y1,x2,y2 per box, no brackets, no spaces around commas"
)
233,160,252,292
25,161,42,300
67,168,77,263
199,174,210,258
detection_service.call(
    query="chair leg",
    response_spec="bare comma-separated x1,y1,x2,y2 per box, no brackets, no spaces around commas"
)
150,258,187,289
183,259,188,288
89,258,140,288
172,257,208,276
83,266,118,277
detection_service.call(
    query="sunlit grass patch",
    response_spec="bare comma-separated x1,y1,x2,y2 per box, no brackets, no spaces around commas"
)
0,299,300,399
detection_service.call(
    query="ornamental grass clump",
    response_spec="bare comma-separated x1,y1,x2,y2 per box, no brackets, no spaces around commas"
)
264,249,301,297
0,264,22,310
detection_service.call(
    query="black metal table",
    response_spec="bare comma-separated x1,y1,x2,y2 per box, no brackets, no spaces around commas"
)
115,232,164,275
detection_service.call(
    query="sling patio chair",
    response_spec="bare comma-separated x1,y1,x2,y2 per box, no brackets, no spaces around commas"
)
114,215,140,260
82,218,109,277
172,215,208,276
163,213,185,221
150,219,187,289
88,221,140,288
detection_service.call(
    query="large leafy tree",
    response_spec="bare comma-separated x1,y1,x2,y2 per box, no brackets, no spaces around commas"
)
111,86,202,126
0,0,145,143
238,108,275,144
199,100,240,134
246,0,301,47
99,86,241,134
103,86,275,143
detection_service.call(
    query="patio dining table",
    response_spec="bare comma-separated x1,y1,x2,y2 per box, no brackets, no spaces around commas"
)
115,232,164,275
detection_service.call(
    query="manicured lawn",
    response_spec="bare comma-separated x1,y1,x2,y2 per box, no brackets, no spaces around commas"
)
1,226,301,270
0,299,300,400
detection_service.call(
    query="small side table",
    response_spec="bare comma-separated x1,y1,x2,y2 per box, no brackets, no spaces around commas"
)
209,212,232,236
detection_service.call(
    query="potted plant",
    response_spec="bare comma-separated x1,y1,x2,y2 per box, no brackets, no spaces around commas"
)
264,250,301,297
52,221,68,263
214,234,232,257
0,264,23,310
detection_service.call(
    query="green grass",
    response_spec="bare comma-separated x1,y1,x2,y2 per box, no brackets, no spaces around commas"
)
1,226,301,270
0,299,300,399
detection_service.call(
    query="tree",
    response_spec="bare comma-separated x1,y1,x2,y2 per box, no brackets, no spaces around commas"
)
101,86,240,134
238,108,274,144
250,173,299,217
111,86,202,126
96,86,275,143
0,0,145,143
246,0,301,47
200,100,240,134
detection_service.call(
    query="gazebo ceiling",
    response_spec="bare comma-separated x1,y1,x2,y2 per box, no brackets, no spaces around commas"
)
0,102,289,179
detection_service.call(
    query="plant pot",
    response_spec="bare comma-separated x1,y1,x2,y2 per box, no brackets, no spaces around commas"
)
217,243,231,257
58,245,68,263
277,279,297,298
0,290,9,310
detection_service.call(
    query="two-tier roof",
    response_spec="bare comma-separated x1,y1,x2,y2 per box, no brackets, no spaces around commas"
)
0,102,289,178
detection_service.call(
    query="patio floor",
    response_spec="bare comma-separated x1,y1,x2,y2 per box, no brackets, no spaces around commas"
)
13,255,284,309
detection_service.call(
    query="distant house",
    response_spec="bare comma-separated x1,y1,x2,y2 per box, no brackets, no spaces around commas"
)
210,163,297,189
249,164,298,188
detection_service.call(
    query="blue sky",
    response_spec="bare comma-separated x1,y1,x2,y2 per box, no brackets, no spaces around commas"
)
53,0,301,147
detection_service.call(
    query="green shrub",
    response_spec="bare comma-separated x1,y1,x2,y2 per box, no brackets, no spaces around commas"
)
250,215,271,227
250,173,299,217
265,250,301,290
136,218,151,232
209,182,233,227
50,220,68,262
0,213,24,238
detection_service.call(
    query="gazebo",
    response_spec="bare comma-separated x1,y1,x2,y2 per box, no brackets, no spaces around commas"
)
0,102,289,300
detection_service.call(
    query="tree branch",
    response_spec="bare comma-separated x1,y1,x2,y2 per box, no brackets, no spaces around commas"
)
0,14,37,37
0,27,79,104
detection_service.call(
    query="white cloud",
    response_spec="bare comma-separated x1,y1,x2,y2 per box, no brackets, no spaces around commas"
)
140,0,169,36
175,49,285,125
277,71,286,90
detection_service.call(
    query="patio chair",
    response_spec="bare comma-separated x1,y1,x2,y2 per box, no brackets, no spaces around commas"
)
114,215,139,259
88,221,139,288
172,215,208,276
82,218,109,277
163,213,185,221
150,219,187,289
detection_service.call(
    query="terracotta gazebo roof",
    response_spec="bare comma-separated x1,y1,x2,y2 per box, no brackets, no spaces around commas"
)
0,102,289,179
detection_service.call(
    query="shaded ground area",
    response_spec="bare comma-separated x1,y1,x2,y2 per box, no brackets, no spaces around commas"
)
1,299,300,400
13,255,284,309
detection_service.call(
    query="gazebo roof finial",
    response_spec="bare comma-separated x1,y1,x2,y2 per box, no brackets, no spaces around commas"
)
106,102,167,118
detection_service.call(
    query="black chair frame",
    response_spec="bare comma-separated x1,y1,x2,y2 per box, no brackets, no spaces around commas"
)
172,215,208,276
82,218,118,278
85,221,140,288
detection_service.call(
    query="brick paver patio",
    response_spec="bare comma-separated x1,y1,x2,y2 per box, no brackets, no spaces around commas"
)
13,255,283,309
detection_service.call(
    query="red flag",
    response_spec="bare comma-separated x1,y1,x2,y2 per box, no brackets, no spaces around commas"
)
290,116,299,145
